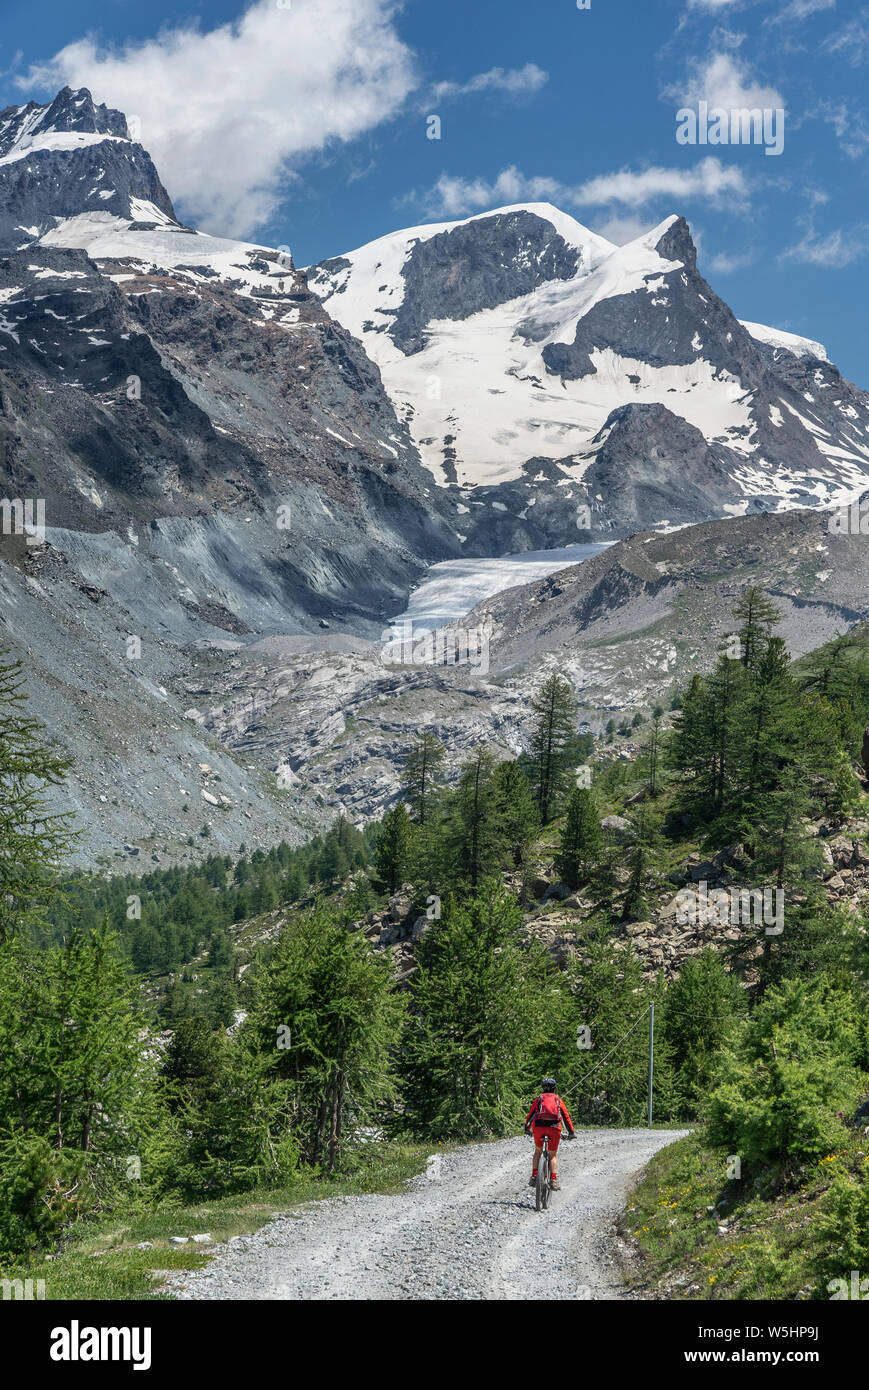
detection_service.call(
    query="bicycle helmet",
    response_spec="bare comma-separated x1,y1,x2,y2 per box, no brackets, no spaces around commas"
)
542,1077,557,1092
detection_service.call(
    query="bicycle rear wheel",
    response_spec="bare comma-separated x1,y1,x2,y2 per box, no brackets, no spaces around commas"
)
531,1156,545,1212
536,1148,549,1211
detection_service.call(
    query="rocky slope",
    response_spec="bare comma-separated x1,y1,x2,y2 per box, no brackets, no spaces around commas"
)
170,500,869,833
0,88,465,861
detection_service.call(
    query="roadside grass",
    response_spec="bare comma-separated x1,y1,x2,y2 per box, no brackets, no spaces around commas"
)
0,1141,435,1301
621,1128,869,1301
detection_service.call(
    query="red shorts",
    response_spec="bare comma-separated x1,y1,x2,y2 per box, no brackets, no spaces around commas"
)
532,1124,561,1153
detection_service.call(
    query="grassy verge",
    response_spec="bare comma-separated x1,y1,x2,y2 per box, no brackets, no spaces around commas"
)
0,1141,435,1300
620,1128,869,1300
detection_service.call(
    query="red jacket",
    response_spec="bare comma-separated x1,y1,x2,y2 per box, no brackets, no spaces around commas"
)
525,1093,574,1135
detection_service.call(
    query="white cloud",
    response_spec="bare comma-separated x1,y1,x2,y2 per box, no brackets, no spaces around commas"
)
22,0,418,238
414,167,562,219
673,49,785,111
574,158,748,208
823,16,869,64
781,226,869,266
706,247,756,272
686,0,743,9
430,64,548,103
592,214,653,245
409,157,749,220
813,100,869,157
772,0,835,21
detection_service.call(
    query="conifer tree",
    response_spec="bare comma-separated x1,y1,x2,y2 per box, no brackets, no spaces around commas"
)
449,747,500,889
373,803,413,894
248,905,404,1170
556,785,601,890
619,809,663,923
552,936,653,1126
0,649,74,941
526,673,578,823
661,949,745,1117
733,585,781,671
491,759,539,868
402,731,445,826
645,706,664,797
399,880,559,1138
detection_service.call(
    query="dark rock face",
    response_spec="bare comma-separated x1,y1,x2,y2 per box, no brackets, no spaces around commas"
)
530,216,869,533
580,402,742,531
0,85,465,634
390,210,581,354
0,87,176,248
862,725,869,773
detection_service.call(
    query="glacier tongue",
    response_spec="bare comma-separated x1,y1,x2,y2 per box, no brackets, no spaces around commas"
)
389,542,610,634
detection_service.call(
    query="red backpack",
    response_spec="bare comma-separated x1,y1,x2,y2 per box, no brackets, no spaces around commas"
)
537,1092,560,1125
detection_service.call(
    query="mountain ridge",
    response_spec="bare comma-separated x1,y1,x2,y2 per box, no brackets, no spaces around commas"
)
308,205,869,543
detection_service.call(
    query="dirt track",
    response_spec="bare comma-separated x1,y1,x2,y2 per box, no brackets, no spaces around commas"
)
168,1128,687,1301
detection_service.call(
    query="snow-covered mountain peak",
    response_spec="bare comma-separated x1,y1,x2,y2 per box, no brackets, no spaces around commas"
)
306,202,615,358
0,87,130,165
0,87,175,249
307,201,869,528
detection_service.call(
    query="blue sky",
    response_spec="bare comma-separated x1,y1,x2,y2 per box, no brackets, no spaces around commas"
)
2,0,868,383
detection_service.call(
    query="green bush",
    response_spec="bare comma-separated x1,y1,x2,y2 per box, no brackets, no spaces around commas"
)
705,976,868,1172
706,1053,855,1170
0,1135,86,1260
814,1170,869,1288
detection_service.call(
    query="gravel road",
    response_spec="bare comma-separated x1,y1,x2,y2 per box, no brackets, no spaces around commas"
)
167,1128,687,1301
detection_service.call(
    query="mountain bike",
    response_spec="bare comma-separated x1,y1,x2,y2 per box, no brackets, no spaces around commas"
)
535,1132,554,1211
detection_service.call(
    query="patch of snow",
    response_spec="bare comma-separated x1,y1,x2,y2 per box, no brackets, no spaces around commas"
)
740,319,829,363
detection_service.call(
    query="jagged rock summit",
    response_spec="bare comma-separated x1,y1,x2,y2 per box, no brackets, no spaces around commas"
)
0,86,176,247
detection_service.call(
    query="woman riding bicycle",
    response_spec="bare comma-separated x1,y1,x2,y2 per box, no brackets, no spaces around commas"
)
524,1077,575,1190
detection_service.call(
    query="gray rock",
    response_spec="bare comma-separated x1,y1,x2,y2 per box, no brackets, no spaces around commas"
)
600,815,634,841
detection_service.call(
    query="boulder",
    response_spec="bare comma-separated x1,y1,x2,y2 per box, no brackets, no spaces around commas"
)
713,843,747,870
688,860,718,883
600,815,634,842
546,881,571,901
660,889,697,922
828,836,856,867
625,920,654,937
385,886,414,923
